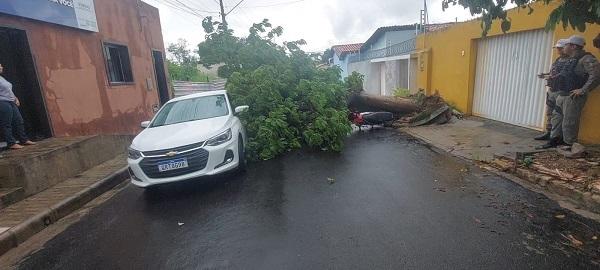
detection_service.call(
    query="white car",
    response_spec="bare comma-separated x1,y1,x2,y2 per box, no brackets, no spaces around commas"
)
127,91,248,188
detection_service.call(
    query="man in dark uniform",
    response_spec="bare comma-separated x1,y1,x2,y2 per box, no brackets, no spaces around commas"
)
535,39,570,140
538,35,600,149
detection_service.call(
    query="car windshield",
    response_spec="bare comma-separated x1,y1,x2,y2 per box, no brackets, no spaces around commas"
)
151,94,229,127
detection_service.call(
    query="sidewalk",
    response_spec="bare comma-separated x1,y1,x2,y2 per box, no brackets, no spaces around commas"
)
402,117,600,214
0,154,128,256
402,117,540,162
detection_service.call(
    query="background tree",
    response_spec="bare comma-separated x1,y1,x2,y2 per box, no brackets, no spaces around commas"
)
321,48,334,65
197,17,353,160
166,39,209,82
442,0,600,36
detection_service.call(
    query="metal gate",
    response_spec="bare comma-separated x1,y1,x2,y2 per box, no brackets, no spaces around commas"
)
472,29,553,130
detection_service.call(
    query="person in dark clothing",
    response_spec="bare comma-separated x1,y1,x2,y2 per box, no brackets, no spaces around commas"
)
0,63,36,150
535,39,570,141
538,35,600,149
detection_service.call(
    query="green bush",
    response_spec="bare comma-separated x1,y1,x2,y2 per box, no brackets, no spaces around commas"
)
199,18,352,160
393,88,411,98
345,71,364,94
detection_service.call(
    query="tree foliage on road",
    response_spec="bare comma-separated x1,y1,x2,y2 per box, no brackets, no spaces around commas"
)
442,0,600,36
198,18,353,160
167,39,209,82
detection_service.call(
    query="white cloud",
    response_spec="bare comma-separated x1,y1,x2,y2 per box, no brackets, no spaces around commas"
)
143,0,476,53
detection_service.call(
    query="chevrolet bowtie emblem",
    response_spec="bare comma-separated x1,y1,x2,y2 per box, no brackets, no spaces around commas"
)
165,151,178,157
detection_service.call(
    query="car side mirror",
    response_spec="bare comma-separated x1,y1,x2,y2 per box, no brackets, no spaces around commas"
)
140,121,150,128
234,105,249,114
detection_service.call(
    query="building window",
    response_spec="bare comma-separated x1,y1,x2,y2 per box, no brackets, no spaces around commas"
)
103,43,133,84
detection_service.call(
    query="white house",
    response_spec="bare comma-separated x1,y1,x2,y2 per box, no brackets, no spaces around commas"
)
348,25,418,96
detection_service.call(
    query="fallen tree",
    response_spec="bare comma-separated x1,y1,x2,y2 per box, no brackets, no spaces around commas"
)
198,18,352,161
348,93,419,114
344,72,461,127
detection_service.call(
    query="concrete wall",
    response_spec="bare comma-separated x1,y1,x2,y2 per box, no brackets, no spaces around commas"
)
371,36,387,51
397,59,409,91
333,52,355,79
333,53,341,67
386,30,416,46
381,59,410,96
348,60,381,95
368,30,417,51
0,0,166,137
0,135,133,196
333,53,346,79
416,1,600,144
349,58,413,96
409,57,418,93
383,60,400,96
341,56,352,79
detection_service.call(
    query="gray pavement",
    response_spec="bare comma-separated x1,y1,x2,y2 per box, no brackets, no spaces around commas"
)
7,130,600,269
402,117,540,162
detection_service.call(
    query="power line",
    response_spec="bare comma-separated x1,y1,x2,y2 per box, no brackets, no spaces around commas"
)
225,0,247,15
240,0,306,9
174,0,219,14
151,0,207,18
175,0,217,11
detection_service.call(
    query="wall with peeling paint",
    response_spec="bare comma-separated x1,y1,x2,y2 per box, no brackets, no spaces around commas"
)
0,0,166,137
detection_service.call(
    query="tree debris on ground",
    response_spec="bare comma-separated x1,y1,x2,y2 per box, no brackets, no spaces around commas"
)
530,150,600,185
562,233,584,248
490,147,600,210
348,89,462,128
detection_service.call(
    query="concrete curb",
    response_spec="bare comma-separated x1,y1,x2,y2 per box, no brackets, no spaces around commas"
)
509,165,600,213
0,166,129,256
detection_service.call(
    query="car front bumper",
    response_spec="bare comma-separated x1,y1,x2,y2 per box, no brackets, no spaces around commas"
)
127,139,240,188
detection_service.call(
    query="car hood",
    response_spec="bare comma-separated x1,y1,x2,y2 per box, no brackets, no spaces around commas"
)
131,115,231,151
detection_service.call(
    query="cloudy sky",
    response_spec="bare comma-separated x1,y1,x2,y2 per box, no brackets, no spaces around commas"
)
142,0,476,53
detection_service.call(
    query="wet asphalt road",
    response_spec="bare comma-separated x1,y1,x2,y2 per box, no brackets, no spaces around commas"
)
13,130,600,269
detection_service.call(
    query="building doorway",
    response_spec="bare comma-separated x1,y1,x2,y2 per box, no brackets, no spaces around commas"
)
152,50,170,105
0,27,51,141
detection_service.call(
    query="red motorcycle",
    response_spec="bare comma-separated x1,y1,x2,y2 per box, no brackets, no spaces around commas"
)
349,111,394,130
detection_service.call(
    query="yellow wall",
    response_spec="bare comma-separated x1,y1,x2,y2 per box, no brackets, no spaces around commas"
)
417,3,600,144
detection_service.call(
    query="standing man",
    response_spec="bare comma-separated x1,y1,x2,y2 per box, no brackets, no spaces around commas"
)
539,35,600,149
535,39,570,140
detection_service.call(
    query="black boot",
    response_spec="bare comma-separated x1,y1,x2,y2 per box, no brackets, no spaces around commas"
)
536,137,561,150
534,131,551,140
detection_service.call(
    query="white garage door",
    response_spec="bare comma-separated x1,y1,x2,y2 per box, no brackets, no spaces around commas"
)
472,29,553,130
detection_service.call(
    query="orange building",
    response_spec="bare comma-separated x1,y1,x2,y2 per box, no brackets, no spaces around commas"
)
0,0,169,140
416,2,600,144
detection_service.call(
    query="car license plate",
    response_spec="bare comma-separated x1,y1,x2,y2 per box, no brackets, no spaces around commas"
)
158,158,189,172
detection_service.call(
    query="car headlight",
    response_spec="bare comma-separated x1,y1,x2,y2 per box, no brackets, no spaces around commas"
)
128,147,142,159
206,129,232,146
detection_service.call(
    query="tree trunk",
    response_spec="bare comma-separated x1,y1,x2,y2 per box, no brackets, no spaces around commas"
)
348,93,419,114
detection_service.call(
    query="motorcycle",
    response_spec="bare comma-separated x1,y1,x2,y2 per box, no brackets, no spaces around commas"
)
349,111,394,130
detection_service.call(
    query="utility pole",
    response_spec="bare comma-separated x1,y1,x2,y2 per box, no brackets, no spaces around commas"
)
419,0,429,33
219,0,228,28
